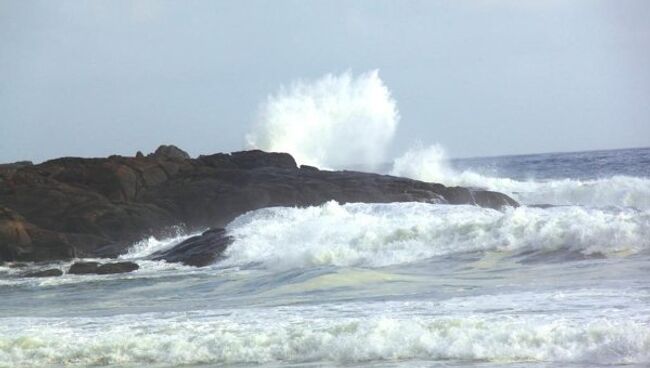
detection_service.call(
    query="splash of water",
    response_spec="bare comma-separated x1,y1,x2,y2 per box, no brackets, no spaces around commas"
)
390,143,451,184
220,201,650,269
390,145,650,209
246,70,399,170
247,70,650,209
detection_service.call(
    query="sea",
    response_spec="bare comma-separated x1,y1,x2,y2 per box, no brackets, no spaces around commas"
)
1,146,649,368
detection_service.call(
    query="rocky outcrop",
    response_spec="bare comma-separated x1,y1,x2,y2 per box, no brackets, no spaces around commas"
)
0,146,518,263
0,161,33,171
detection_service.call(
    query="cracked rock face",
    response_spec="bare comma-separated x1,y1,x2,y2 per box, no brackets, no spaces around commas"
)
0,146,517,263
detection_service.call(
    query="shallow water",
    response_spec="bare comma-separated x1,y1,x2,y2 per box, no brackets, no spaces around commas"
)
1,147,649,368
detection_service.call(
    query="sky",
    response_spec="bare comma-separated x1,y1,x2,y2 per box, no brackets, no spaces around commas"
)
1,0,649,163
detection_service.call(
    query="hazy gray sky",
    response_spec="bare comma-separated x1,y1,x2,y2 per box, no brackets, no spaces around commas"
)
1,0,649,163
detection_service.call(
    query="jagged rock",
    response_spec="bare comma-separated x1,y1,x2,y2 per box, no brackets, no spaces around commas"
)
149,145,190,160
68,261,139,275
0,149,518,263
24,268,63,277
151,228,232,267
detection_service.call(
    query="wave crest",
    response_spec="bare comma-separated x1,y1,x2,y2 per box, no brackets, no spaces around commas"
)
221,202,650,269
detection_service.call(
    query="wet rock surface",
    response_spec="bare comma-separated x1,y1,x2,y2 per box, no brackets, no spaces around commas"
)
68,261,139,275
0,146,518,263
151,228,232,267
23,268,63,278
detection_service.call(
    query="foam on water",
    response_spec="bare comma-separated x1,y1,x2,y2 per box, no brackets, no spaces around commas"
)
221,201,650,269
2,294,649,367
119,231,197,260
391,145,650,209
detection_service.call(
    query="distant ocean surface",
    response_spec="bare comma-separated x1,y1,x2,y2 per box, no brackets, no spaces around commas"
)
2,146,650,368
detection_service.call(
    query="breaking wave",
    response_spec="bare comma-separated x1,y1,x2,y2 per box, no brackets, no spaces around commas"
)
221,201,650,269
392,145,650,209
2,299,649,367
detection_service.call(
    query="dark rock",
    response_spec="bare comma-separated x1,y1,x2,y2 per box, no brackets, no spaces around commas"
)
229,150,297,170
0,149,518,263
68,261,101,274
0,161,33,170
135,151,144,158
68,261,139,274
24,268,63,277
300,165,319,171
149,145,190,160
96,261,139,274
152,228,232,267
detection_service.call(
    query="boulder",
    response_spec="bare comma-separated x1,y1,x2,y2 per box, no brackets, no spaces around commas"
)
24,268,63,277
96,262,139,274
148,145,190,160
68,261,139,275
68,261,101,274
151,228,232,267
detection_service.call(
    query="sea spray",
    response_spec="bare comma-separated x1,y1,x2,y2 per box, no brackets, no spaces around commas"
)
391,145,650,209
390,143,451,184
247,71,650,209
246,70,399,170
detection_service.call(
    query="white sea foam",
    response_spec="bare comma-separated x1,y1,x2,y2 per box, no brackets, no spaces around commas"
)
2,296,649,367
391,144,650,209
119,231,197,260
246,70,399,170
221,202,650,269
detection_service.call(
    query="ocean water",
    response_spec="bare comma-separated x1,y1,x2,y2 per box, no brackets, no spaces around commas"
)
1,146,649,368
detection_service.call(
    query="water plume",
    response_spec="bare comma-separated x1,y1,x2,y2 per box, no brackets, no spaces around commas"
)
246,70,399,170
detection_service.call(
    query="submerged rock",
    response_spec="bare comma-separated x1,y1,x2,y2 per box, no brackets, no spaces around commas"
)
24,268,63,277
68,262,101,274
151,228,232,267
0,148,518,263
68,261,139,275
96,262,140,274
